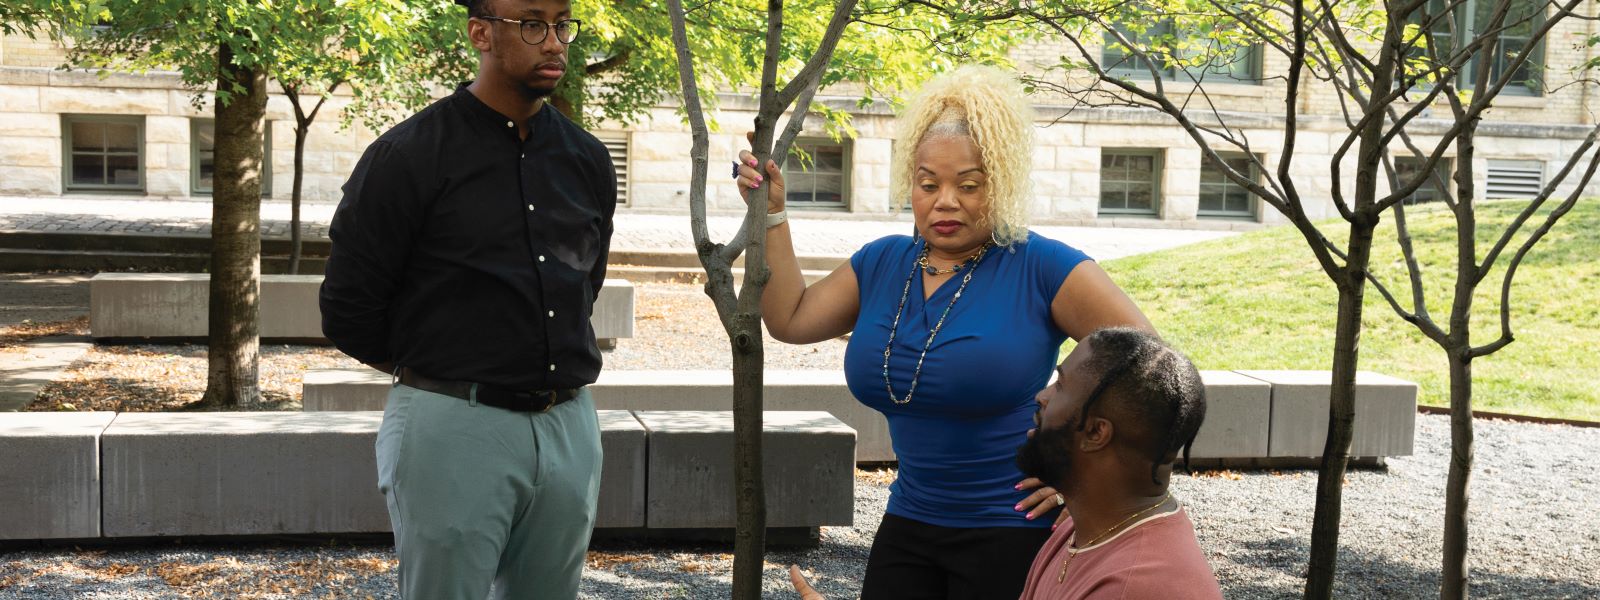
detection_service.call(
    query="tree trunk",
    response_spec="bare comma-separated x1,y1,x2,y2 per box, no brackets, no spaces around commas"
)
290,123,308,274
1304,221,1376,599
1441,350,1474,598
729,313,766,600
199,41,266,408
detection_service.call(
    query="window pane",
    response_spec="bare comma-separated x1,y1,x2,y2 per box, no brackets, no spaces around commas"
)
1199,190,1224,212
1227,189,1252,213
196,121,216,152
785,172,815,204
813,145,844,172
107,154,139,185
813,175,844,204
71,153,106,185
1128,154,1154,174
1099,181,1126,209
1126,186,1154,211
104,123,138,153
71,121,105,152
197,150,216,191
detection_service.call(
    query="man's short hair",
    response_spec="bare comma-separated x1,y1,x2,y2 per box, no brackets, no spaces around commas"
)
455,0,491,18
1075,327,1207,483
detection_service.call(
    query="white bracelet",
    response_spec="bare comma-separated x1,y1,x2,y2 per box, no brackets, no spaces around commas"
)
765,209,788,229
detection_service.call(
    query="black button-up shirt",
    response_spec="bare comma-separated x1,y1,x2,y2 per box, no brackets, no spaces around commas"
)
320,85,617,390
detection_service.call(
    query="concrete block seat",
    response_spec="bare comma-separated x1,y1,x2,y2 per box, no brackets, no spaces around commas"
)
0,412,117,539
95,409,650,538
1235,370,1418,459
633,410,856,529
88,273,634,346
302,368,896,463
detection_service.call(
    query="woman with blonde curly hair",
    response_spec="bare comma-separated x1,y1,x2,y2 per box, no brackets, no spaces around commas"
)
736,64,1154,599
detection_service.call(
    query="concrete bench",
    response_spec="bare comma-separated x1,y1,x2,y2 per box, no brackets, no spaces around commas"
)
302,368,896,462
97,410,650,537
1235,370,1417,459
634,411,855,529
88,273,635,346
0,412,117,539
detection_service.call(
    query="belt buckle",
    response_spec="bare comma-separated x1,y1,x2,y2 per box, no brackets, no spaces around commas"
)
539,390,559,412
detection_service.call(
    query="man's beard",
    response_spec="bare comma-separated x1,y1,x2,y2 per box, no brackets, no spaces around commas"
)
1016,422,1077,494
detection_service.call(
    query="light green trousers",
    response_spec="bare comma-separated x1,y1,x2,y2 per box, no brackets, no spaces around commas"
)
376,383,602,600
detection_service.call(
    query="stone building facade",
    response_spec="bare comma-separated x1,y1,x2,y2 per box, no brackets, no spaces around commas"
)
3,2,1598,230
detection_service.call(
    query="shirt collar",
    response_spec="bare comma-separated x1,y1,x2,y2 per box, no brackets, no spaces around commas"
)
452,82,548,134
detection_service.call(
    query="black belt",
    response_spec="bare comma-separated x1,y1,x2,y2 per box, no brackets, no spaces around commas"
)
397,367,579,413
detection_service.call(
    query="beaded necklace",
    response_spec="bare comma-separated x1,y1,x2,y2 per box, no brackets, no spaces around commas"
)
881,241,991,405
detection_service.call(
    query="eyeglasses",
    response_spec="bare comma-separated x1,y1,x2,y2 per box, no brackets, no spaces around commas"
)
476,16,582,45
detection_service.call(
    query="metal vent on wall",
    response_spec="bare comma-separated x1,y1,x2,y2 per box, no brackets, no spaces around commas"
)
597,133,630,205
1486,160,1544,199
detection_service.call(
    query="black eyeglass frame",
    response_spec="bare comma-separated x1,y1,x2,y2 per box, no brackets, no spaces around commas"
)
475,16,582,45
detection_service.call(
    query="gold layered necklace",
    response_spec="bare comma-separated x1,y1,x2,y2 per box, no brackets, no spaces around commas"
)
1057,491,1175,583
881,242,992,405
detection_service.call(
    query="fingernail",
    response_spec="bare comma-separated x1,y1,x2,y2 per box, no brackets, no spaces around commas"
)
1013,504,1022,511
756,175,764,182
1052,523,1058,531
1026,514,1037,521
749,181,760,189
747,159,757,167
1013,484,1022,490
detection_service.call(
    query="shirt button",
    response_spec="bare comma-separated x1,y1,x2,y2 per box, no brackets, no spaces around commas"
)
506,121,514,128
520,153,525,159
547,310,555,317
538,255,546,262
527,204,535,211
549,364,556,371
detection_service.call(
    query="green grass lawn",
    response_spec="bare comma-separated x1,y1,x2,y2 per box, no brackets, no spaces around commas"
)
1099,199,1600,421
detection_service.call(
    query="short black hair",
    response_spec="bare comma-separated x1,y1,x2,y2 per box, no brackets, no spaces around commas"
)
1075,327,1207,484
455,0,491,18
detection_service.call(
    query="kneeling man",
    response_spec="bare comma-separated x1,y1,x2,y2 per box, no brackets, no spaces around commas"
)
792,327,1223,599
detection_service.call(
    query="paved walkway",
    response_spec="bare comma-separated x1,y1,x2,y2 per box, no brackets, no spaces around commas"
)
0,196,1238,261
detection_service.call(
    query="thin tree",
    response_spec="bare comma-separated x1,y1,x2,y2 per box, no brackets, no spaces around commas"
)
667,0,860,596
273,0,473,273
934,0,1593,596
1369,1,1600,596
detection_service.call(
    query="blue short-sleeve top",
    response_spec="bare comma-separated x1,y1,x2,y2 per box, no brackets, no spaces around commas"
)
844,231,1092,528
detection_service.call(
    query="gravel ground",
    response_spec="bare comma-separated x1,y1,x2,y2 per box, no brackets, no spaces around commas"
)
1,415,1596,599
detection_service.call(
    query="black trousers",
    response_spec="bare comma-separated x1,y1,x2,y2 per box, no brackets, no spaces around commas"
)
860,513,1053,600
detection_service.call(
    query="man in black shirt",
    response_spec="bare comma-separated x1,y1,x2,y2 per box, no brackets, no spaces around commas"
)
319,0,615,597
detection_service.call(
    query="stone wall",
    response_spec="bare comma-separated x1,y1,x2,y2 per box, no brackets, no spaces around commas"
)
3,6,1599,227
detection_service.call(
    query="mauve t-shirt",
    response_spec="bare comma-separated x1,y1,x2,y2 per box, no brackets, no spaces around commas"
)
1019,507,1223,600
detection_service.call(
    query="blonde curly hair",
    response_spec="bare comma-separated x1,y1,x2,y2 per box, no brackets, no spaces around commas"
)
891,65,1036,246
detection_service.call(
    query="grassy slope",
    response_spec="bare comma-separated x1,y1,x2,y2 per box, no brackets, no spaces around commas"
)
1098,199,1600,421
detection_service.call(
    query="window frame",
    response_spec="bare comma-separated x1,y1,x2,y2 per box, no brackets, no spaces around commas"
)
1410,0,1546,97
1198,152,1261,219
62,114,145,193
1102,21,1264,85
1392,156,1454,205
1098,148,1164,217
780,137,851,211
190,118,273,197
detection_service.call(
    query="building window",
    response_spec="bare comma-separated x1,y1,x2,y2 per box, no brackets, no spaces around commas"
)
1099,150,1162,216
1103,21,1261,84
63,115,144,192
782,140,849,209
1411,0,1544,96
1393,157,1453,204
595,132,630,206
1199,153,1259,218
191,119,272,196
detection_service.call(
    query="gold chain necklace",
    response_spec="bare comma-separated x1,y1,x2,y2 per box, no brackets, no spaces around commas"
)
914,244,989,276
1057,491,1174,583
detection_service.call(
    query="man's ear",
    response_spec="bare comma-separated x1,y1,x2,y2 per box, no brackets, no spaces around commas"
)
1079,416,1114,453
468,18,494,53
